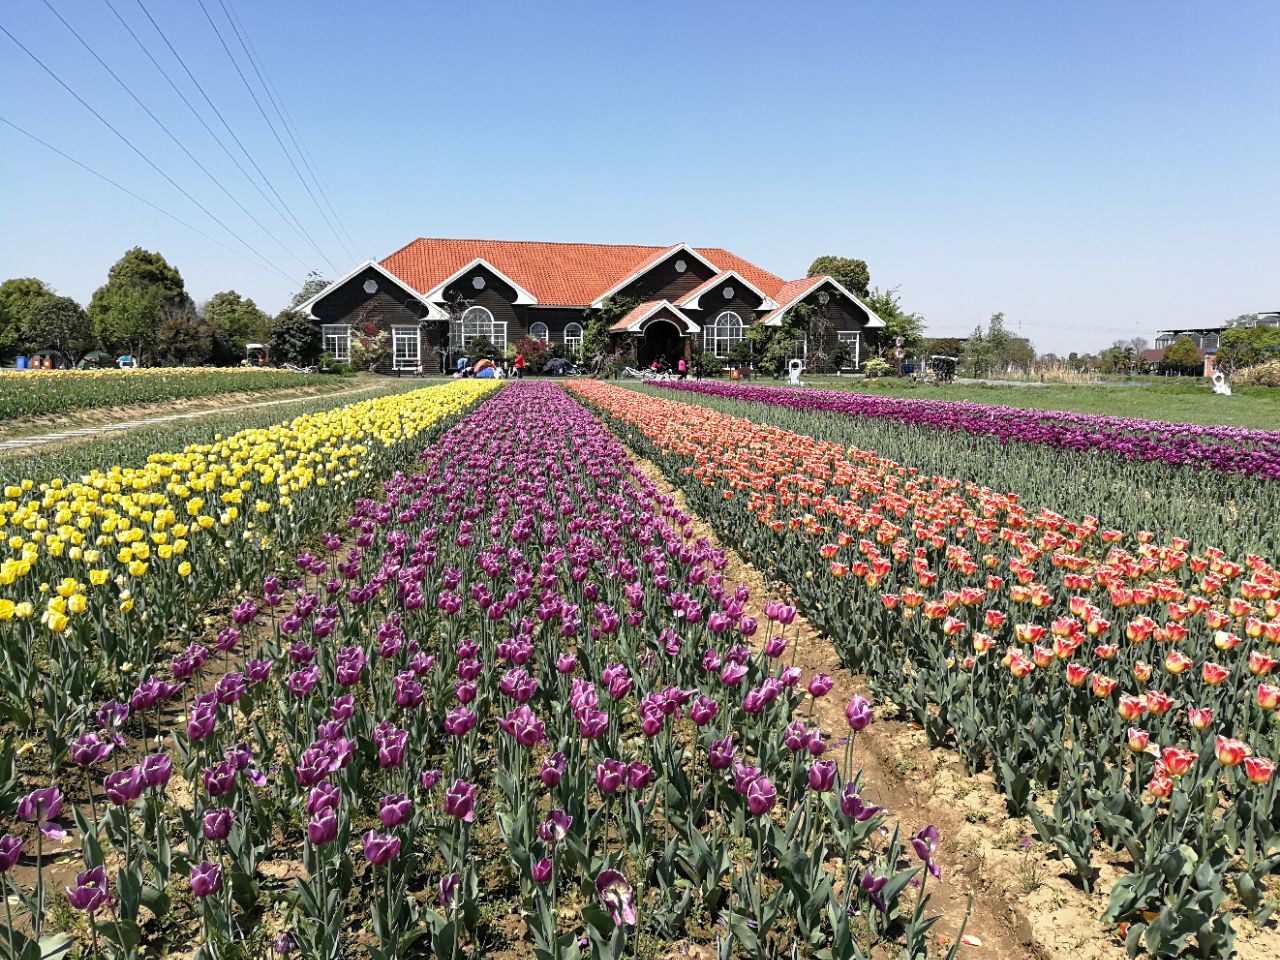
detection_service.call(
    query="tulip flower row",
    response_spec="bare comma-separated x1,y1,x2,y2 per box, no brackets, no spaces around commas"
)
1,382,954,960
0,379,497,752
0,366,338,422
660,380,1280,479
569,379,1280,958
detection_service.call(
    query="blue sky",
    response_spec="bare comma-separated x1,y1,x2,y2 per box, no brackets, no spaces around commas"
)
1,0,1277,355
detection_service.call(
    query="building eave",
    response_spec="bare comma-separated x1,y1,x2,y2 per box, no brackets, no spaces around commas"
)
297,260,448,320
589,243,721,308
423,257,539,305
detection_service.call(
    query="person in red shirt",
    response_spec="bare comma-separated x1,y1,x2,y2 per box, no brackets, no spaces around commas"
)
514,352,525,379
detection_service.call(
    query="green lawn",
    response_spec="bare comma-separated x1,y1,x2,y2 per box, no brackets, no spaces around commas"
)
769,376,1280,430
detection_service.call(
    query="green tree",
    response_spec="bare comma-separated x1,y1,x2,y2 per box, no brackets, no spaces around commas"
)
291,270,331,309
205,290,270,365
153,304,213,366
0,277,54,358
1218,324,1280,371
579,296,639,362
88,248,188,362
862,287,925,354
269,309,319,365
962,323,994,377
24,294,93,364
807,256,870,298
1161,337,1203,372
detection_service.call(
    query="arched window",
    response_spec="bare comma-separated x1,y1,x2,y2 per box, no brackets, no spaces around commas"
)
704,311,744,359
563,322,584,357
453,305,507,353
529,321,549,342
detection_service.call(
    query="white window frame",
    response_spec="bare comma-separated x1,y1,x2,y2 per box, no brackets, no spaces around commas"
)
837,330,861,368
322,324,351,363
529,321,549,342
392,325,421,370
704,311,744,359
563,322,584,357
455,305,508,353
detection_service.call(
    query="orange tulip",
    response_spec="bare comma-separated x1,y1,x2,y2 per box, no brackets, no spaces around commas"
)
1257,683,1280,712
983,609,1007,631
1213,631,1242,652
1134,660,1153,682
1202,662,1230,686
1148,771,1173,798
1128,727,1150,753
1188,706,1213,730
1243,756,1275,785
1161,747,1197,777
942,616,966,637
1117,694,1146,721
820,543,838,559
1094,644,1118,660
972,632,995,654
1008,652,1035,678
1214,735,1250,767
1032,645,1054,669
830,562,849,578
1065,663,1091,687
880,594,900,610
1164,651,1192,675
1145,690,1175,715
1248,651,1277,676
1091,674,1117,698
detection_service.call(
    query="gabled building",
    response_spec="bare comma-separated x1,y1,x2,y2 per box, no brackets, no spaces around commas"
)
297,238,885,373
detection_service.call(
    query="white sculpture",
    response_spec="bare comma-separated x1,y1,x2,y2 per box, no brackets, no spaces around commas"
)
787,358,804,386
1212,371,1232,396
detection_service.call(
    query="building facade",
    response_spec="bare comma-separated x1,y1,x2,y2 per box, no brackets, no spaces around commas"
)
299,239,885,373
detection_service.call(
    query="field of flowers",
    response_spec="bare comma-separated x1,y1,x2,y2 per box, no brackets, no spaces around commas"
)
659,382,1280,480
571,379,1280,958
0,382,954,960
0,379,497,740
0,368,338,423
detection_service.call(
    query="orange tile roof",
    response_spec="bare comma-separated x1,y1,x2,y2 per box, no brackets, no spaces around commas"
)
379,238,787,307
758,275,828,325
610,300,666,332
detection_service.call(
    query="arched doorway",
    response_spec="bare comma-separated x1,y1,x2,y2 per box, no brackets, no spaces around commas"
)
638,319,684,369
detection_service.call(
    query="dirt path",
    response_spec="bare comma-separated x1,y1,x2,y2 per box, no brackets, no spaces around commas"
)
0,381,389,452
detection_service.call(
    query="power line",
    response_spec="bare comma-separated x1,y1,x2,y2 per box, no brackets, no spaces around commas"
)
100,0,313,272
133,0,339,273
0,114,291,277
195,0,353,266
221,0,361,257
38,0,299,282
215,0,356,262
0,18,296,284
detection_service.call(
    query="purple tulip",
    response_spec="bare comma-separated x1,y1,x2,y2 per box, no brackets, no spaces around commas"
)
273,931,297,955
732,763,761,795
0,834,23,873
140,753,172,789
595,759,626,795
540,752,566,788
595,870,637,928
420,769,442,790
556,652,578,674
627,762,654,790
538,810,573,843
845,694,873,731
363,830,400,866
307,806,338,846
860,871,889,913
689,695,719,726
203,808,233,841
808,673,834,698
190,860,223,897
533,856,553,884
186,704,218,741
203,761,236,798
839,784,883,821
439,872,461,908
808,759,838,793
912,825,943,878
444,780,477,822
746,775,778,816
379,794,413,828
66,865,115,914
708,735,736,770
104,767,145,806
70,732,114,768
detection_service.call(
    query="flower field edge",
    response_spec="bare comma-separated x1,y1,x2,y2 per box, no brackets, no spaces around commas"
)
566,378,1280,957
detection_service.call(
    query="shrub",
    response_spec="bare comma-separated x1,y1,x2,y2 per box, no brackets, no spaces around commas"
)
864,357,893,378
1232,359,1280,387
514,336,550,371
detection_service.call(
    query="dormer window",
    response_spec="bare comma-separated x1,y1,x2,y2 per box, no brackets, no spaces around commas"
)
723,286,735,300
472,276,486,290
674,259,687,273
363,279,378,294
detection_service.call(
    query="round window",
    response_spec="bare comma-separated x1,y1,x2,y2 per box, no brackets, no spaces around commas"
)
363,279,378,295
817,291,830,305
472,276,485,290
674,259,687,273
723,286,735,299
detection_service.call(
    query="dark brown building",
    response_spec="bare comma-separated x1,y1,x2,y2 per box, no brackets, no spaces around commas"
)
298,239,885,373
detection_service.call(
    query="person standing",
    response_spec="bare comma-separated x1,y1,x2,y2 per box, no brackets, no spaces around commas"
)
514,351,525,380
677,356,687,380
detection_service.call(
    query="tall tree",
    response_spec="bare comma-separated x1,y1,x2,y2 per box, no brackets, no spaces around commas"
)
290,270,331,309
205,290,270,365
269,309,320,365
1218,324,1280,371
863,287,925,352
1162,337,1203,371
23,294,92,364
807,256,870,298
153,302,213,366
0,277,54,358
88,248,188,362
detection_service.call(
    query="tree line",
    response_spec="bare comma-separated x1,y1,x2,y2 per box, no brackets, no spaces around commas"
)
0,247,319,368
